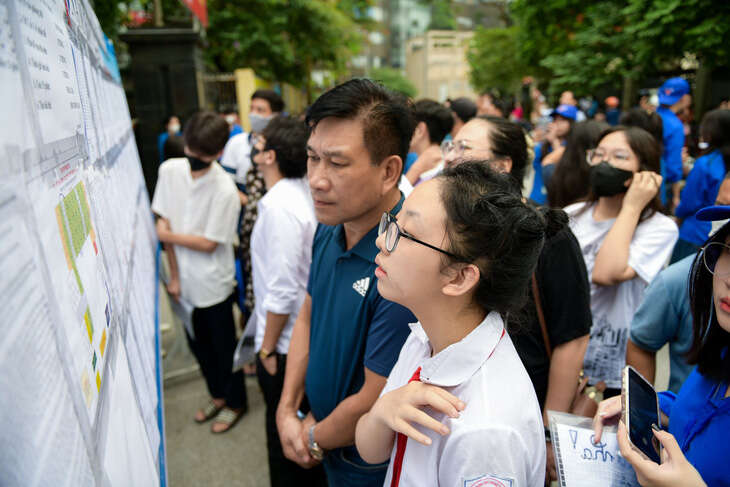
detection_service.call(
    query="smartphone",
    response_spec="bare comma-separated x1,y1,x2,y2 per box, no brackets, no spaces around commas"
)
622,366,662,463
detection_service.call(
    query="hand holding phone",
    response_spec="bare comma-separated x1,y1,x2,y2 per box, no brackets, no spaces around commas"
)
622,366,662,463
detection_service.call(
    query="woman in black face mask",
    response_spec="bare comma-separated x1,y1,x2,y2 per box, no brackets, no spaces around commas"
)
564,126,679,398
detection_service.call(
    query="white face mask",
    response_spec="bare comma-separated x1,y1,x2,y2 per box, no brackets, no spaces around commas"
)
698,141,709,150
168,123,180,133
225,115,236,125
249,113,273,134
710,218,729,237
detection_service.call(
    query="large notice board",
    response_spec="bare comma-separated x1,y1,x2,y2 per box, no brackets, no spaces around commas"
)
0,0,165,485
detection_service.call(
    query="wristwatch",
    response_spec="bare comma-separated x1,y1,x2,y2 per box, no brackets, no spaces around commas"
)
308,424,324,461
259,347,273,360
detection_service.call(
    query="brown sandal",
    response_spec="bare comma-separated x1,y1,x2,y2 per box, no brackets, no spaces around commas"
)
211,407,244,434
194,400,223,423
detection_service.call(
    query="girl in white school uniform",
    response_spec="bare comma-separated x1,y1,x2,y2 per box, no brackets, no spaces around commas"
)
355,162,552,486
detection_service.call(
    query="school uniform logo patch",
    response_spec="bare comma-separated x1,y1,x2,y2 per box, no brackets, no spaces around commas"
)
352,277,370,297
463,474,513,487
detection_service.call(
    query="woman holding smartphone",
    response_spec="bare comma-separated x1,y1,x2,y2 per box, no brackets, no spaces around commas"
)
593,206,730,487
355,162,553,485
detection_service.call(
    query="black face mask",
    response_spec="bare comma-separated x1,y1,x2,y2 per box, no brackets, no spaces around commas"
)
187,155,212,171
250,146,260,167
589,161,634,197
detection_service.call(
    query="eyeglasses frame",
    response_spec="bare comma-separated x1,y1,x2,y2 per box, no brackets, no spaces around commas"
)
702,241,730,278
379,212,461,260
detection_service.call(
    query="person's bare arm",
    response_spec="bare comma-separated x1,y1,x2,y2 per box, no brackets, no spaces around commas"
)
157,225,218,253
311,367,388,451
405,147,442,185
592,172,661,285
542,335,589,422
156,217,181,299
626,339,657,385
261,312,289,353
259,312,289,375
276,295,317,467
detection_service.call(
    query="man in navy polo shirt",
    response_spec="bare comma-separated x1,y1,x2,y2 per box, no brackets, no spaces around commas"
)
276,79,416,486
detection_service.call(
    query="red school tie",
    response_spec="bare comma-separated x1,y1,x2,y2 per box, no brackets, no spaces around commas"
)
390,366,422,487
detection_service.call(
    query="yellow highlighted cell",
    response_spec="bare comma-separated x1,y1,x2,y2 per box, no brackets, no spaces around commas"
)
84,310,93,343
100,329,107,357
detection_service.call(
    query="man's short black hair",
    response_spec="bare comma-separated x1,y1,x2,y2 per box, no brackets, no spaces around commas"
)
183,110,230,157
449,97,477,124
305,78,415,167
251,89,285,113
413,99,454,144
262,116,309,179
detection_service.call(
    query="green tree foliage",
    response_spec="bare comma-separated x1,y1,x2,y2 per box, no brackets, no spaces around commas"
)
510,0,585,83
204,0,363,97
511,0,730,96
623,0,730,69
467,26,527,95
539,2,634,94
428,0,457,30
369,68,417,98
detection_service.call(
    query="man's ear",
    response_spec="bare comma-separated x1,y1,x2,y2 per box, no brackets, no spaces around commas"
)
263,148,277,167
381,154,403,192
441,263,480,298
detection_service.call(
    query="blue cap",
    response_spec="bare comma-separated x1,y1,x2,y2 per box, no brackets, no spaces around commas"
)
658,77,690,106
551,104,577,121
696,205,730,221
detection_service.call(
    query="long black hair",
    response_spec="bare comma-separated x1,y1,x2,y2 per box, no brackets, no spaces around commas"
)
686,224,730,381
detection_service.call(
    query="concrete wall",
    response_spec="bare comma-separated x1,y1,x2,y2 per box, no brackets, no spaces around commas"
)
406,30,476,101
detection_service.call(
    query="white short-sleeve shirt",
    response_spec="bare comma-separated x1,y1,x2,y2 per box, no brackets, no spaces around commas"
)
565,202,679,388
249,177,316,354
380,312,545,487
151,158,241,308
220,132,252,186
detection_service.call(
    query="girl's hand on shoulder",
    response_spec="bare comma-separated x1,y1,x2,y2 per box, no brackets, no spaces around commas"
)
624,171,662,212
370,382,465,446
617,422,706,487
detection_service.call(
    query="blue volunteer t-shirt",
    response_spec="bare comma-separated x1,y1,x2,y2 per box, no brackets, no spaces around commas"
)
658,365,730,486
305,195,414,461
657,105,684,188
676,150,725,246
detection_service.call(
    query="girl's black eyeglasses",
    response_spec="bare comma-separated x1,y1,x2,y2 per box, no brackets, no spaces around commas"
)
378,212,460,260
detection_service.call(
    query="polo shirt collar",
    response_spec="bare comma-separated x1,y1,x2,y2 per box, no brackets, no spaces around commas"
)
412,311,505,387
336,192,406,262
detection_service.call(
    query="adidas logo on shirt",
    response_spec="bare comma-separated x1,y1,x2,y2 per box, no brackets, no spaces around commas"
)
352,277,370,297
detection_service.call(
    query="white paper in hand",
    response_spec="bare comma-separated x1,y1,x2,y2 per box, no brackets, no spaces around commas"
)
549,411,640,487
232,316,255,372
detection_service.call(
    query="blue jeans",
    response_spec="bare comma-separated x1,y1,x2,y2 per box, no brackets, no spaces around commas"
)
323,446,388,487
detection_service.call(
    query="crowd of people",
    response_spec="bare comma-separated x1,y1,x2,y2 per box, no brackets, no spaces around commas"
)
152,76,730,486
